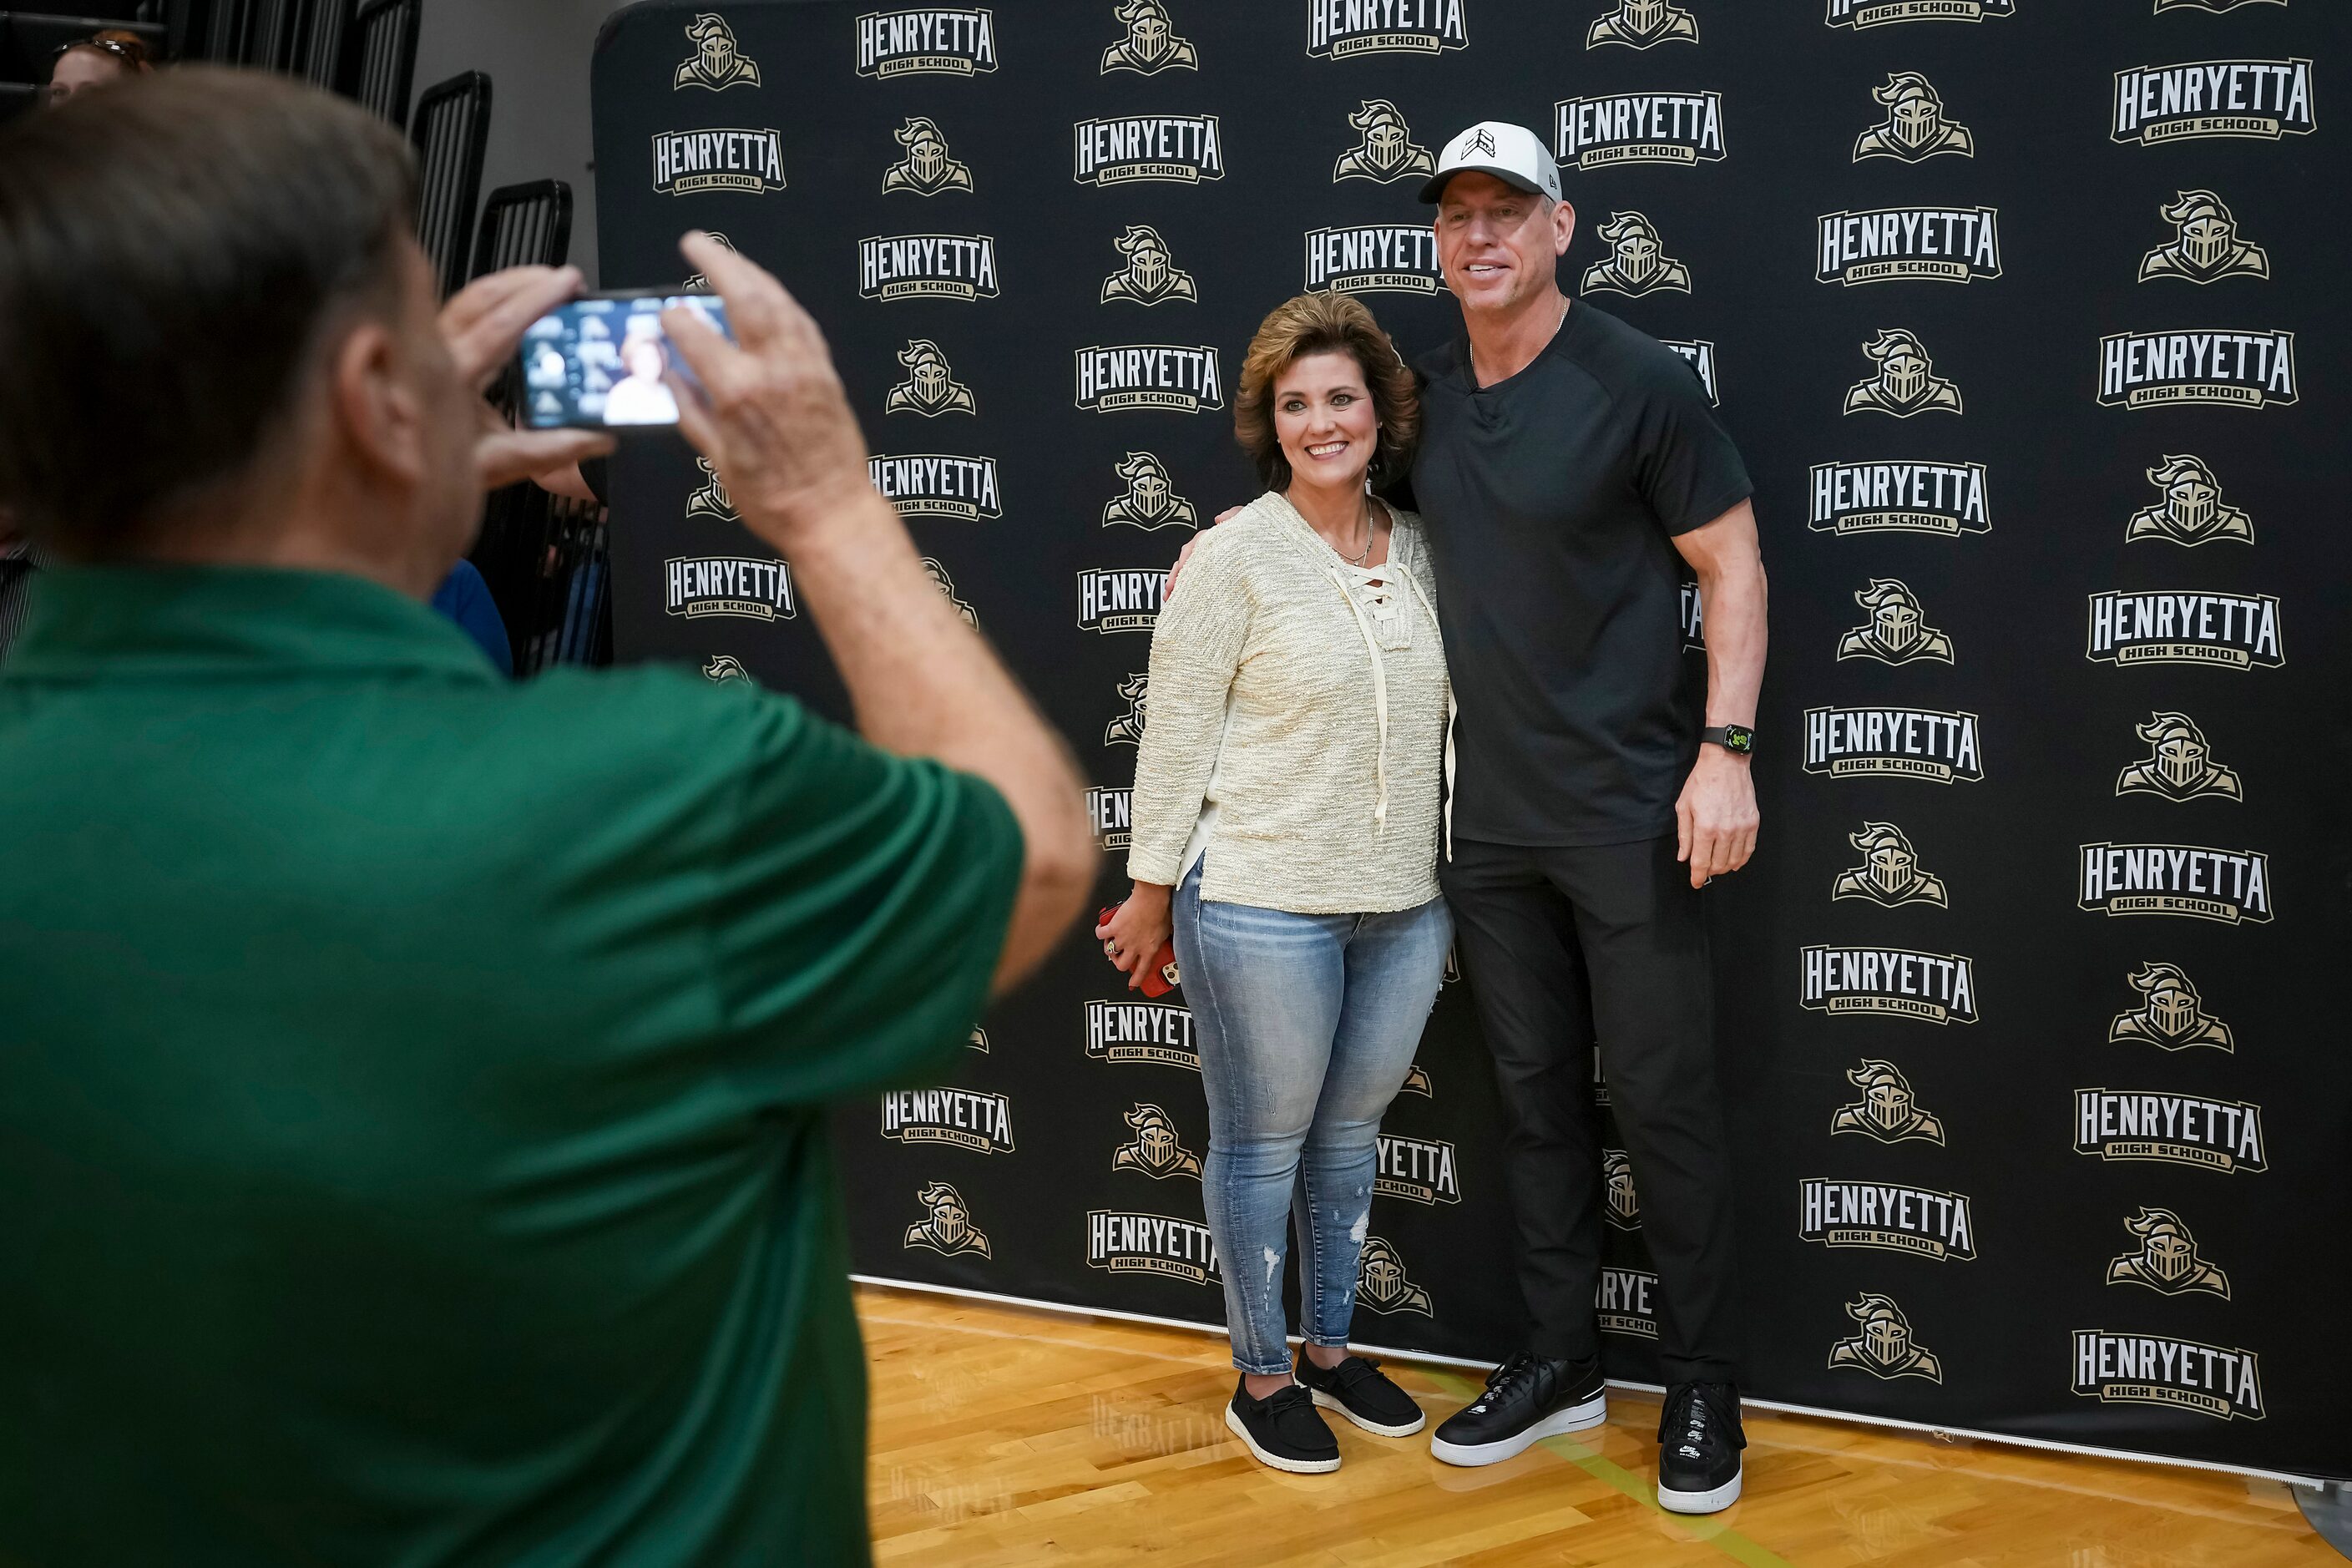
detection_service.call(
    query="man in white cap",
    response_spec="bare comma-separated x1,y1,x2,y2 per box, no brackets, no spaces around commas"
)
1412,121,1764,1515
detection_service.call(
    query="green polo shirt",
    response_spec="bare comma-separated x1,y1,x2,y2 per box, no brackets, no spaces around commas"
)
0,565,1022,1566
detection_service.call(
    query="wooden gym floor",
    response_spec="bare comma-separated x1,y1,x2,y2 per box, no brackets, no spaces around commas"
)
860,1284,2335,1566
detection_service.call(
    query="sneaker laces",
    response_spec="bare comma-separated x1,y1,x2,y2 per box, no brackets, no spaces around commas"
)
1661,1380,1743,1459
1469,1351,1550,1416
1262,1383,1328,1441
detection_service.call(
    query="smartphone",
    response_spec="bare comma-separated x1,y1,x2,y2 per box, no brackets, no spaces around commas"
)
517,291,734,431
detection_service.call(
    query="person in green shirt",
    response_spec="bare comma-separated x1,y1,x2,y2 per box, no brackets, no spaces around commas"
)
0,70,1091,1566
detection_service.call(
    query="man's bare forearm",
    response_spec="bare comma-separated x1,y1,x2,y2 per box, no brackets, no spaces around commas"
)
1697,554,1766,730
782,488,1092,989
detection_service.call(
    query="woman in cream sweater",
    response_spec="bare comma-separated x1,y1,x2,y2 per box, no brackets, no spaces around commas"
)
1096,292,1451,1474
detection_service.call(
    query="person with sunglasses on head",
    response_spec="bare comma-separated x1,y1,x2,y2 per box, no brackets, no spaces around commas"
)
45,31,154,106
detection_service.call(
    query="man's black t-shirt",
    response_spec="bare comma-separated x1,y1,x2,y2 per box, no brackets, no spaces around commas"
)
1410,301,1753,847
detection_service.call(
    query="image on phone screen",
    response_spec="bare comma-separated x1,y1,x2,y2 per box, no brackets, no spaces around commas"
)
518,294,733,431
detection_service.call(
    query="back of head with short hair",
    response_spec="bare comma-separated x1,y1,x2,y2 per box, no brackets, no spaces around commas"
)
0,68,417,554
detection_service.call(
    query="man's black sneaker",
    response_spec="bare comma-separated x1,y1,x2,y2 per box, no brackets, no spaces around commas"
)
1429,1351,1606,1466
1294,1352,1427,1437
1225,1376,1342,1474
1657,1379,1746,1514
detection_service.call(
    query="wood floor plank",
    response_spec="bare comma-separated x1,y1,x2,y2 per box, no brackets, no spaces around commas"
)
857,1286,2336,1566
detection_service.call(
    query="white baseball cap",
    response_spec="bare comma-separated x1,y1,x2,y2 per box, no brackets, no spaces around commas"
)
1419,120,1562,205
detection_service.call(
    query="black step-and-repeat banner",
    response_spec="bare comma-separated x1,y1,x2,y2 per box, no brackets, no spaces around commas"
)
591,0,2348,1481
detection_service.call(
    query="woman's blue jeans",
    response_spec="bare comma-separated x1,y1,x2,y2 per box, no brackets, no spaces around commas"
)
1172,858,1453,1376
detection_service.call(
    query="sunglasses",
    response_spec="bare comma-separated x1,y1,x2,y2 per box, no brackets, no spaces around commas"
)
54,36,146,67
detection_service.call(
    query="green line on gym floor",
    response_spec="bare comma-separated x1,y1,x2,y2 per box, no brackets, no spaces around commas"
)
1422,1370,1798,1568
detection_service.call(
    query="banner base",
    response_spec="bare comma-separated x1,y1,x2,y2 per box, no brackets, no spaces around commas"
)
852,1275,2333,1492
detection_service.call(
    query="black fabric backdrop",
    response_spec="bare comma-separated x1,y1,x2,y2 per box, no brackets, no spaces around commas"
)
589,0,2348,1480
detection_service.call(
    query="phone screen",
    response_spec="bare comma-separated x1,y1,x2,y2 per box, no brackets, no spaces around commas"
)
518,294,732,430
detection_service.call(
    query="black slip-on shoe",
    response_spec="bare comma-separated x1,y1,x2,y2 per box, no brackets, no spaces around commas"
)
1226,1376,1342,1474
1428,1351,1607,1467
1294,1352,1427,1437
1657,1379,1746,1514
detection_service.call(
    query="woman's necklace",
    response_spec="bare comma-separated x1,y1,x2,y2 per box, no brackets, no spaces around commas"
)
1340,497,1376,568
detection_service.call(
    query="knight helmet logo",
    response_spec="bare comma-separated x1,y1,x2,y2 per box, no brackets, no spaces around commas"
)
1102,452,1198,530
921,557,979,627
903,1181,991,1257
886,339,977,417
1333,100,1436,185
1588,0,1698,49
1101,225,1197,306
1601,1148,1640,1230
2109,962,2233,1051
683,229,736,291
1844,329,1963,417
1581,212,1692,298
2117,712,2242,803
1833,822,1949,908
1101,0,1196,73
1356,1236,1434,1316
1854,73,1972,162
2127,456,2253,547
883,116,974,195
1831,1059,1946,1146
1105,672,1148,746
2140,190,2269,285
1837,579,1955,665
1112,1103,1203,1179
1829,1294,1941,1383
686,455,736,520
2107,1207,2230,1297
677,13,761,91
701,654,751,685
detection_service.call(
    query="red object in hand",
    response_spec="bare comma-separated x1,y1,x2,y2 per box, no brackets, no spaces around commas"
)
1098,904,1181,998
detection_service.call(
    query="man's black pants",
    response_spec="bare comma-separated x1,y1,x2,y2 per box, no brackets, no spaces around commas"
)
1439,833,1739,1386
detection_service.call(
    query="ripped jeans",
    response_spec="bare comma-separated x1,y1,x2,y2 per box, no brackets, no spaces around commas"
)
1173,857,1453,1376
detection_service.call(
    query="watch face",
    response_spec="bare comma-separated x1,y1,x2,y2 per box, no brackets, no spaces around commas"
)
1716,726,1753,753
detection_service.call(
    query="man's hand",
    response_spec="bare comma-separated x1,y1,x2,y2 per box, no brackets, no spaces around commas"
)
1675,745,1758,888
438,266,615,491
660,233,874,549
1164,503,1246,599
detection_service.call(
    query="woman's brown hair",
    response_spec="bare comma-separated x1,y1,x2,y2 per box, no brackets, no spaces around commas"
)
1233,291,1418,493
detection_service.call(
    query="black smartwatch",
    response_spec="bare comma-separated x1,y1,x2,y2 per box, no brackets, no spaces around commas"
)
1702,725,1754,757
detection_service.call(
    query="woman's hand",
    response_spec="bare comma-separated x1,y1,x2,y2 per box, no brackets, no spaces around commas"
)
1094,882,1175,991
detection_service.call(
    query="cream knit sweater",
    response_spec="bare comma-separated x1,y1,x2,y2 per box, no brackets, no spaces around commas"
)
1125,492,1450,914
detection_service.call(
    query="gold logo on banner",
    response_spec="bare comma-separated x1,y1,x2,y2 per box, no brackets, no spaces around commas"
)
702,654,751,685
855,8,999,78
2072,1331,2263,1420
2110,962,2234,1051
686,455,736,520
2085,590,2283,669
1102,453,1197,530
904,1181,992,1257
1827,0,2013,27
1333,99,1436,184
1087,785,1133,850
2128,456,2253,547
1376,1134,1461,1206
1844,330,1962,417
1833,1060,1946,1146
2077,844,2273,924
1838,579,1955,666
676,13,761,91
2117,714,2241,803
1581,212,1692,297
1601,1148,1640,1230
1113,1103,1203,1180
2112,59,2315,146
2075,1087,2267,1171
1833,822,1948,908
1403,1060,1435,1096
968,1027,989,1052
1087,1210,1221,1283
2141,191,2269,285
1102,225,1198,306
921,558,979,626
887,340,977,417
1105,673,1149,746
1308,0,1469,58
1101,0,1197,73
1828,1295,1941,1382
682,230,736,291
1588,0,1697,49
883,116,974,195
2107,1208,2230,1297
2097,329,2296,410
1357,1237,1434,1317
1854,73,1973,161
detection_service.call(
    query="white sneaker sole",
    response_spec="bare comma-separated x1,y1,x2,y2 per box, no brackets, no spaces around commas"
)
1225,1405,1342,1474
1308,1388,1428,1438
1428,1392,1608,1467
1657,1467,1743,1515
